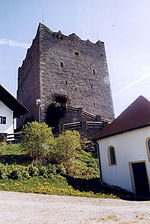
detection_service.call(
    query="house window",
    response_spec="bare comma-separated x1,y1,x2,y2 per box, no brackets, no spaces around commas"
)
146,137,150,161
108,146,117,166
0,116,6,124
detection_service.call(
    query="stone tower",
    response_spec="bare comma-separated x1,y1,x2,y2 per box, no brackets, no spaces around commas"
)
17,23,114,138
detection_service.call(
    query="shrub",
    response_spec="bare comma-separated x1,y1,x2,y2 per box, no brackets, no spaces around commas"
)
27,164,39,177
47,130,81,166
39,165,48,178
22,169,30,179
9,170,20,180
0,163,8,179
21,121,54,159
0,161,68,180
56,164,66,175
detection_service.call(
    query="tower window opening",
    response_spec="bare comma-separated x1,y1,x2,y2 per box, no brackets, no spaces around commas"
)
93,69,95,74
75,51,79,56
60,62,63,68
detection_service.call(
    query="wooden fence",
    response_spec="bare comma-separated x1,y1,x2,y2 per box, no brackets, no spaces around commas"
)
6,132,22,144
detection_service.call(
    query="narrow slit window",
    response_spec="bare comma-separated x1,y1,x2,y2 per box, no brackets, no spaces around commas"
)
93,69,95,74
60,62,63,68
108,146,116,165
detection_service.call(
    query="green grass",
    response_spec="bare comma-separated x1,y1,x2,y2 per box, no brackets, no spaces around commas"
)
0,176,117,198
0,143,134,199
0,142,22,155
65,147,100,179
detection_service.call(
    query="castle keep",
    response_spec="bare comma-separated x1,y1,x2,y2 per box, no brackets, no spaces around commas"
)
17,23,114,138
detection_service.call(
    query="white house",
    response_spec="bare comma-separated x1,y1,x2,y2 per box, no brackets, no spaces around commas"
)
94,96,150,195
0,85,28,134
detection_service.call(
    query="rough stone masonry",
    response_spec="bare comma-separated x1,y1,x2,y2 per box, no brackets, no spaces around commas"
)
17,23,114,138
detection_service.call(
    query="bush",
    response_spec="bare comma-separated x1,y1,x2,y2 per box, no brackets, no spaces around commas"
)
21,121,54,159
46,164,57,175
56,164,66,175
0,164,8,179
47,130,81,166
0,163,61,180
64,148,100,179
22,169,30,179
39,165,48,178
27,164,39,177
9,170,21,180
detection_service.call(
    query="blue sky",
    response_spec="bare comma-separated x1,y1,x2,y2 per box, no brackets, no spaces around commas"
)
1,0,150,117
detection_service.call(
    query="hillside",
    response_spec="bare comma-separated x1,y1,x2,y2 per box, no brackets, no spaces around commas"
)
0,142,118,199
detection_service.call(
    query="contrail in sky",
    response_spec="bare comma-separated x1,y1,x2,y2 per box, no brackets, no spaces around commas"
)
0,39,30,49
113,73,150,97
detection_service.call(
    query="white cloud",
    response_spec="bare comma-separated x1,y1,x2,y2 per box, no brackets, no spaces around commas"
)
0,38,30,49
113,73,150,97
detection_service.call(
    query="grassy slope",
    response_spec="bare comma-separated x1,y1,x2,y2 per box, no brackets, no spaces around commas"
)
0,143,118,199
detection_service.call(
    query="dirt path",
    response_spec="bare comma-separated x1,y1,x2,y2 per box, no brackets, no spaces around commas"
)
0,191,150,224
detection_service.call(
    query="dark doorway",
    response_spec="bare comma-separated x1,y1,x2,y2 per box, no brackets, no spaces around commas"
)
131,162,149,195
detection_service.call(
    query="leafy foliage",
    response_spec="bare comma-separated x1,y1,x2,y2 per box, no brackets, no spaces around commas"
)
21,121,54,159
0,129,99,179
21,122,81,169
0,162,65,180
64,148,99,179
0,136,136,200
47,130,81,166
45,102,66,132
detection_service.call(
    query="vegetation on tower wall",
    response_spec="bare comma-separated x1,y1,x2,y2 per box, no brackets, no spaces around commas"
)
45,102,66,133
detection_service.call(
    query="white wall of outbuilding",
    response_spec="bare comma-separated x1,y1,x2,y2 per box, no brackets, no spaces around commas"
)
98,126,150,193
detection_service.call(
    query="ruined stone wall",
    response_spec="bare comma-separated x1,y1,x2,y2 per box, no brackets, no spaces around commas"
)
17,31,40,128
39,24,114,122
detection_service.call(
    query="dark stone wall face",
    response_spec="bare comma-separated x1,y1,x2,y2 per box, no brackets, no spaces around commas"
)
17,32,41,128
39,24,114,122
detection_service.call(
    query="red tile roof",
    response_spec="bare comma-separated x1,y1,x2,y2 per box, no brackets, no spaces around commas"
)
0,85,28,118
94,96,150,140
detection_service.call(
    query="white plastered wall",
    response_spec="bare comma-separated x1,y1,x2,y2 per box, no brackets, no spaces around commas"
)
98,126,150,193
0,100,14,134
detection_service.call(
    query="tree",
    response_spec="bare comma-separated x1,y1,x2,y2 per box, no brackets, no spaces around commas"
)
21,121,54,159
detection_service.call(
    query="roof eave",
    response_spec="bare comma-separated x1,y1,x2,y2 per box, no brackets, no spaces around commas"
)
94,123,150,141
